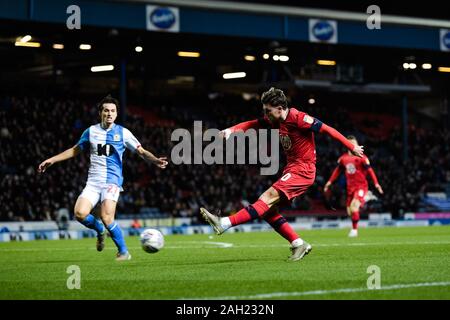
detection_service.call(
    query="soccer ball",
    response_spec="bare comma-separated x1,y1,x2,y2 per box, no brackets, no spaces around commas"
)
140,228,164,253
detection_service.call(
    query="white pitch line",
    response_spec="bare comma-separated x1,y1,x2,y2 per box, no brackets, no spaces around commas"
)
1,240,449,252
231,241,450,248
0,241,234,252
184,281,450,300
202,241,234,248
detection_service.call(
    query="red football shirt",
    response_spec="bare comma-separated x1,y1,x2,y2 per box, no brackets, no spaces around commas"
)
275,108,321,170
337,153,371,190
228,107,323,174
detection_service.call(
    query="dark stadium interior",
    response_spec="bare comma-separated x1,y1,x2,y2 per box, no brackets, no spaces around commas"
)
1,1,450,223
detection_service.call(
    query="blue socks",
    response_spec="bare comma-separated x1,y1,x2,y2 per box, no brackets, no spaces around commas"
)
107,222,128,254
80,215,127,255
80,214,105,234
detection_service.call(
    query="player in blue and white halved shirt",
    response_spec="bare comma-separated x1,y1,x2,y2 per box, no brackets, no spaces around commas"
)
38,95,168,261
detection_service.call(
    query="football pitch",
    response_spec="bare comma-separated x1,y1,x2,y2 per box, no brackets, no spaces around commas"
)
1,226,450,300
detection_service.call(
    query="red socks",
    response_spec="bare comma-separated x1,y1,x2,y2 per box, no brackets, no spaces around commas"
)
264,211,299,242
228,200,299,244
352,211,360,229
229,199,269,226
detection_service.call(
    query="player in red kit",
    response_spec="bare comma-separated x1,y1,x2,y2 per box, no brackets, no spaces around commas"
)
200,88,364,261
324,136,383,237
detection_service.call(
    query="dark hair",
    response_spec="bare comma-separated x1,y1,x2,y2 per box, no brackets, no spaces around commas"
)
261,87,288,109
98,94,119,113
347,135,357,142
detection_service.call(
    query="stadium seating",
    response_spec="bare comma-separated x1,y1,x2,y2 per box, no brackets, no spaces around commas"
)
0,94,449,222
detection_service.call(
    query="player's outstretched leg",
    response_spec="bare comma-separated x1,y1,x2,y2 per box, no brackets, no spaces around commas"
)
200,207,226,235
264,209,312,261
200,199,271,235
288,240,312,261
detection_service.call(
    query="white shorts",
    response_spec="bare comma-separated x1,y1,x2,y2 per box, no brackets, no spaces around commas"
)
79,184,121,208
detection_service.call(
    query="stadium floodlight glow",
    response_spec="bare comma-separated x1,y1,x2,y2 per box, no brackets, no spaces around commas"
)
317,60,336,66
403,63,410,69
421,63,432,70
79,44,91,50
223,72,246,79
438,66,450,73
14,41,41,47
279,55,289,62
52,44,64,50
177,51,200,58
135,46,143,53
19,35,32,43
91,65,114,72
409,63,417,70
308,98,315,104
244,55,256,61
262,53,270,60
273,55,279,61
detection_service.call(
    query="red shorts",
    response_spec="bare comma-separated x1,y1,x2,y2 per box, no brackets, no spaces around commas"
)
272,165,315,201
346,187,368,207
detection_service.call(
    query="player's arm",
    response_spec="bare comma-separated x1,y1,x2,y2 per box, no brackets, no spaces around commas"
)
123,127,167,169
136,146,168,169
219,118,268,139
319,124,364,157
297,113,363,157
38,127,91,173
364,157,383,194
38,145,81,173
324,164,342,192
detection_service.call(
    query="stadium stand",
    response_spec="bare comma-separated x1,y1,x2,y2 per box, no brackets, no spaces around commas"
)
1,93,449,222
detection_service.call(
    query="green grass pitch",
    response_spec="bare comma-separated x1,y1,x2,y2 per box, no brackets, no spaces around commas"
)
1,226,450,300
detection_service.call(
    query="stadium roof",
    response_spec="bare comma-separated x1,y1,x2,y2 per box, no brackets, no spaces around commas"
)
220,0,450,21
1,0,449,97
113,0,450,26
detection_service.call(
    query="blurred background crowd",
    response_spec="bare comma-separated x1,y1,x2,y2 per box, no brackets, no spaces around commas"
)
1,93,449,222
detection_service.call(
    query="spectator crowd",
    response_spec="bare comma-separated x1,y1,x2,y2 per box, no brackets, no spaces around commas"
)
1,94,449,221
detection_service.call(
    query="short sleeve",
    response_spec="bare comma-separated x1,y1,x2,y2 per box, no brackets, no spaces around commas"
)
77,128,90,151
123,128,141,152
297,112,323,133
